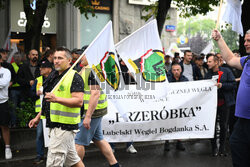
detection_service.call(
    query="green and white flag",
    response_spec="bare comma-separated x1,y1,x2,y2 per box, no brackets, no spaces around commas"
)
115,19,169,98
84,21,122,92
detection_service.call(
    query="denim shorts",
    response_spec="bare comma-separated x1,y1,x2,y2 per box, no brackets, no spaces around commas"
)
75,117,103,146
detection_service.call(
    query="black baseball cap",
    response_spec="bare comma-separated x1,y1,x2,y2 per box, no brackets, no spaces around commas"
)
75,49,84,55
40,60,53,68
72,48,84,55
195,55,204,60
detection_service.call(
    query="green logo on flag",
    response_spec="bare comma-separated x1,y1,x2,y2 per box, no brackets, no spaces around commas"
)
92,52,120,90
128,50,166,82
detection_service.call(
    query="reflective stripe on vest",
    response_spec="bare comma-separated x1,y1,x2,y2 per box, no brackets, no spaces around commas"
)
11,62,20,87
81,68,108,112
35,76,45,119
50,70,81,124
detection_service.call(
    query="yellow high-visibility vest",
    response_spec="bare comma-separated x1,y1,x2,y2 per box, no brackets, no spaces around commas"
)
50,70,81,124
11,62,21,87
35,76,45,119
81,67,107,118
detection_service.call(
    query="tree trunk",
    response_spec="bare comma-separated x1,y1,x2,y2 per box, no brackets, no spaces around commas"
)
239,0,250,56
156,0,172,36
23,0,48,54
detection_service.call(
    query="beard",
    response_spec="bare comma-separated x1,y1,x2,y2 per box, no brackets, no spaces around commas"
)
32,57,38,63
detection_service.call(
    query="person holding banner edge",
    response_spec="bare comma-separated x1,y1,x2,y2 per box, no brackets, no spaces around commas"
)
212,29,250,166
29,47,85,167
31,60,53,164
205,54,236,157
164,63,188,151
75,52,120,167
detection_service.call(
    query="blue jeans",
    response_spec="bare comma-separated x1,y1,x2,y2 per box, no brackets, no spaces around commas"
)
9,89,22,125
230,118,250,167
36,120,44,157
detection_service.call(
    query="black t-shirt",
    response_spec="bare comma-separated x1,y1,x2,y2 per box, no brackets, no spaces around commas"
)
42,68,84,131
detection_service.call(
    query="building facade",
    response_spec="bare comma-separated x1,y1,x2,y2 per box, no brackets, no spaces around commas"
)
1,0,177,52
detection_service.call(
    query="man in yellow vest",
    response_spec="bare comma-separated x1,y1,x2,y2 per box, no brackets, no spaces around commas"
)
29,47,85,167
31,60,53,164
10,52,23,126
75,54,120,167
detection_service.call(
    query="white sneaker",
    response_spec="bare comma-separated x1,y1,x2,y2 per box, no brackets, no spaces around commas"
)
5,148,12,160
126,145,137,154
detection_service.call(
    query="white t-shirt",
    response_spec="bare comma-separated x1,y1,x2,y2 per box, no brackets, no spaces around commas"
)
183,63,193,81
0,67,11,104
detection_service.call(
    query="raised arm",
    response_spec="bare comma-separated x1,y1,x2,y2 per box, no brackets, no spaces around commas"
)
212,30,242,69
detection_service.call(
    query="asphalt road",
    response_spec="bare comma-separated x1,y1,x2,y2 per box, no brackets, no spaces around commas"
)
0,140,233,167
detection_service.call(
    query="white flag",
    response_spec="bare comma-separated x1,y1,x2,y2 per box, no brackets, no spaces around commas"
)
222,0,243,36
84,21,121,93
115,19,169,99
7,43,18,63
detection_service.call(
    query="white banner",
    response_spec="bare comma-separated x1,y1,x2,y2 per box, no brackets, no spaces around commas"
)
102,80,217,142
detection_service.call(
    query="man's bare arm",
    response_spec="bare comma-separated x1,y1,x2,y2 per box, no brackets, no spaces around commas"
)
83,85,101,129
212,30,242,69
45,92,84,108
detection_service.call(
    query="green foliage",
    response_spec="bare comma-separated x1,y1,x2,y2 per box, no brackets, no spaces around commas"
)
16,99,37,128
174,0,219,18
213,24,239,53
177,17,216,38
141,2,158,21
142,0,220,21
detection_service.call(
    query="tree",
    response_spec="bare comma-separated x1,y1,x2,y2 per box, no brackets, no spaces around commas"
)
23,0,48,54
143,0,220,36
22,0,94,54
221,25,239,51
0,0,94,54
177,18,215,54
143,0,249,55
189,33,209,54
177,17,216,38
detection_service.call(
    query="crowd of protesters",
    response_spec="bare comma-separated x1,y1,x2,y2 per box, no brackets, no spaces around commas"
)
0,29,248,167
164,49,241,156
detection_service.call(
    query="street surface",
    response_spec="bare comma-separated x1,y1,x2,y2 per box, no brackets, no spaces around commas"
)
0,140,232,167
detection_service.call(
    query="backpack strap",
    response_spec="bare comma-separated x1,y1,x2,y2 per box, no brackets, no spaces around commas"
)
243,55,250,68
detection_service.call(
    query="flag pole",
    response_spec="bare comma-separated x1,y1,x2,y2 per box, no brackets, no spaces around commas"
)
51,21,113,93
215,0,223,30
